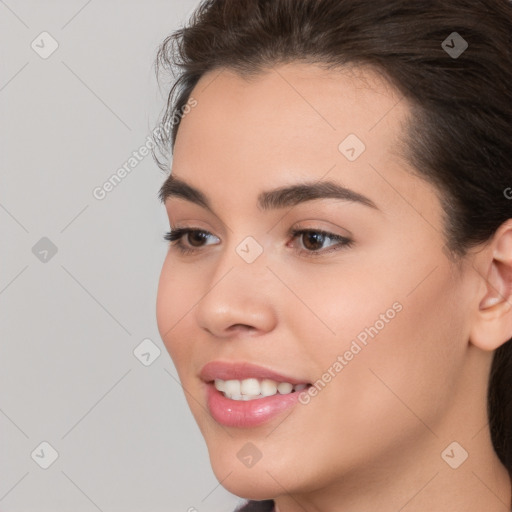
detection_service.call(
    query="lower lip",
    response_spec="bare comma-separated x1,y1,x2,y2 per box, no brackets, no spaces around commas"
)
205,383,309,428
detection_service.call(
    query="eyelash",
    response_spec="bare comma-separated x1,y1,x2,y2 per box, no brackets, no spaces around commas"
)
163,227,354,257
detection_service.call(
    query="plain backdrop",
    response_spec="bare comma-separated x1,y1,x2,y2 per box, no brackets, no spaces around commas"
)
0,1,244,510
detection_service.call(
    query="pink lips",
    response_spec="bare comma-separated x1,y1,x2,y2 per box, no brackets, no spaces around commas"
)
200,360,311,428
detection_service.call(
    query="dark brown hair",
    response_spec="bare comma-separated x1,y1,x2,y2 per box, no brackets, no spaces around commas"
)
153,0,512,478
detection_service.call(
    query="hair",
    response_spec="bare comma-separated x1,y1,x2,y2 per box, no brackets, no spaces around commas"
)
153,0,512,480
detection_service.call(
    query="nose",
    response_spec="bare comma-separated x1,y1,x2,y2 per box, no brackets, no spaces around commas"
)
194,248,279,338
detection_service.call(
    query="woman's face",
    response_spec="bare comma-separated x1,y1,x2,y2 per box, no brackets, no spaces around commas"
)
156,63,478,499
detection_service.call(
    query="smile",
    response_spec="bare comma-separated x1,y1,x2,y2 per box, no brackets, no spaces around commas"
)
200,360,312,427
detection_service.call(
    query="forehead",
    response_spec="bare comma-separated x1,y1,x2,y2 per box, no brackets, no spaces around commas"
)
174,62,408,164
169,62,439,222
189,63,400,127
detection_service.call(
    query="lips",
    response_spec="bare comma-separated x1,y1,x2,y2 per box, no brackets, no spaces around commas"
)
198,360,313,427
199,360,310,385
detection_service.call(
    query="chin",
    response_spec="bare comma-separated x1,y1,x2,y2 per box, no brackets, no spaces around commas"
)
207,445,304,501
212,468,277,502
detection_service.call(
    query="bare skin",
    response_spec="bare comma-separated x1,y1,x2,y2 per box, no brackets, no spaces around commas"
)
156,62,512,512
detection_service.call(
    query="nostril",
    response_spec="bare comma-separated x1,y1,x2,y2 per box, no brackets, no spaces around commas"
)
228,324,255,333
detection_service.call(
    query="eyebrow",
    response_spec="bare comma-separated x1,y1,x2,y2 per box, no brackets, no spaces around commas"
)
159,174,379,212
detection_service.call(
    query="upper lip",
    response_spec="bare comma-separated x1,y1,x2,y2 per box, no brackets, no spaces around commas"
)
200,361,310,385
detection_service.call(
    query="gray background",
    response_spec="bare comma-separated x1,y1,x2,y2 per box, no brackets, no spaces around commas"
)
0,1,244,510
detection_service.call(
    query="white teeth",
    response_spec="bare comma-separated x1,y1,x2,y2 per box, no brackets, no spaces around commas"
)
213,378,308,400
277,382,293,394
224,379,241,396
260,379,277,396
240,378,260,395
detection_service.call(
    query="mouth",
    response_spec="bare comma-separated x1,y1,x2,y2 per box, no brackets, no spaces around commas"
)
199,361,313,427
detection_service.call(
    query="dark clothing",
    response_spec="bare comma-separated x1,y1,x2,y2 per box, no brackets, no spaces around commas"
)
235,500,275,511
234,498,512,511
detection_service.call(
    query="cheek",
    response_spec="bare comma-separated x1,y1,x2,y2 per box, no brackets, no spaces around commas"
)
290,241,466,372
271,259,402,359
286,255,467,424
156,258,197,363
334,262,468,430
278,267,469,478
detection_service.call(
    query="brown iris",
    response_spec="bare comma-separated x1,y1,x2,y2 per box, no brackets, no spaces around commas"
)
188,231,209,247
301,231,326,251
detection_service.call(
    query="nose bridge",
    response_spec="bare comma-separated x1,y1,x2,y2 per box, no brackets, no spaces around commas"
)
212,229,270,284
194,232,278,335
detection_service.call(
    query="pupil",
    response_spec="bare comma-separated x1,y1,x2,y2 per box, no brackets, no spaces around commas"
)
303,232,324,250
189,231,207,247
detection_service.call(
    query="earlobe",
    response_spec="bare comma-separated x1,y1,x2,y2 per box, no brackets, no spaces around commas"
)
470,220,512,352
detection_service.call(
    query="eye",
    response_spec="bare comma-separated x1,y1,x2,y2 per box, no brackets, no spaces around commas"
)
163,227,219,255
163,227,354,257
288,228,354,256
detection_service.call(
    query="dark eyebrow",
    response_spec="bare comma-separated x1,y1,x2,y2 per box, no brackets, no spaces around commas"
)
257,180,378,211
159,174,212,211
159,175,378,212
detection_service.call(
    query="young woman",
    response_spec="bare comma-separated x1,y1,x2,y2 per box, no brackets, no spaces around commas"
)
153,1,512,510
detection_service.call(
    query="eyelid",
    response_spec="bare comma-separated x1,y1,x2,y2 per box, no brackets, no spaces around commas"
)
288,218,353,239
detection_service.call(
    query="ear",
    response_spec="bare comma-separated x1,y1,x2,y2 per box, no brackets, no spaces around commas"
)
470,219,512,351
